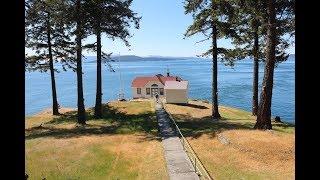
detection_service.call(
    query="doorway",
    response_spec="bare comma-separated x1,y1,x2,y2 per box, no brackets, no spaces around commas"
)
151,88,159,97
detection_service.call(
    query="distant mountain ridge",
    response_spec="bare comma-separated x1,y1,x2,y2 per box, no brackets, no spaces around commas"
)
84,54,295,63
84,55,206,63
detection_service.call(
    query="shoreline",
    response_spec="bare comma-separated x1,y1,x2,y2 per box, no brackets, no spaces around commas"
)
26,99,295,126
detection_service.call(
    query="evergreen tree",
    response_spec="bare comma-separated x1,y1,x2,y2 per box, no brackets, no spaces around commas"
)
224,1,267,116
25,0,74,115
83,0,140,118
184,0,234,119
62,0,88,124
254,0,295,129
74,0,86,124
224,0,294,126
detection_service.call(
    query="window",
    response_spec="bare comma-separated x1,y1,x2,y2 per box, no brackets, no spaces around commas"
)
146,88,150,95
159,88,164,95
151,84,158,87
137,88,141,94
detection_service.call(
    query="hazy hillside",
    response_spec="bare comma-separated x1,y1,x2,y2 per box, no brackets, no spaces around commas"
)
84,55,205,63
83,54,295,63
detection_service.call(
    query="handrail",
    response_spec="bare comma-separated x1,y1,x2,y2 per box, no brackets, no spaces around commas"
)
161,101,213,180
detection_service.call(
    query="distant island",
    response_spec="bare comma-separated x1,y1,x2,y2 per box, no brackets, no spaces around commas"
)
84,54,295,63
83,55,208,63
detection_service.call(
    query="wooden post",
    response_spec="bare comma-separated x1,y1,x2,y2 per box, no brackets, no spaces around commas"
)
194,157,197,172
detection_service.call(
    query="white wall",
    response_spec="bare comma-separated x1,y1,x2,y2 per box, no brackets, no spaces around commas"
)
132,81,165,98
132,87,144,98
165,89,188,104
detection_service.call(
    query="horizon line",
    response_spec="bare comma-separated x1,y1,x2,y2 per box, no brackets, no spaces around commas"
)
83,53,295,58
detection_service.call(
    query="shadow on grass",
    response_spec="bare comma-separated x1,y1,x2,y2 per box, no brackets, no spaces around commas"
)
169,112,295,139
170,114,254,139
272,121,295,128
168,103,209,109
26,104,160,141
271,121,295,133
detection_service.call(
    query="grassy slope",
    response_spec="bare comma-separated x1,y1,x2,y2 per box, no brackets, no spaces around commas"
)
26,100,168,180
164,100,295,180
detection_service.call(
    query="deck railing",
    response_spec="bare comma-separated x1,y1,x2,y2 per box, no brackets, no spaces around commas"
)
161,101,213,180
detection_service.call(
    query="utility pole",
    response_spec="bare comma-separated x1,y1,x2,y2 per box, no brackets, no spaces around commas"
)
118,52,125,100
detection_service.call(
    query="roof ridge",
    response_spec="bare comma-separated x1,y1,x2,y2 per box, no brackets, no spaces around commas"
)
156,75,165,85
132,75,181,87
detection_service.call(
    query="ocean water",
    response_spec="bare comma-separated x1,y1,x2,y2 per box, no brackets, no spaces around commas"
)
26,57,295,123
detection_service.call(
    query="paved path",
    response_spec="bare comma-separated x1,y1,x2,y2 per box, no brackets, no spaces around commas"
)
155,102,200,180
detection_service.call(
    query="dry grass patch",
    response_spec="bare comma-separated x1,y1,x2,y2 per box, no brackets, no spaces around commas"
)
109,100,154,115
26,100,168,180
164,100,295,180
26,134,167,180
26,108,76,128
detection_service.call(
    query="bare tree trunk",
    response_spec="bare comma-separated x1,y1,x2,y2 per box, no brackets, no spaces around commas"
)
254,0,276,129
47,16,59,115
76,0,86,124
252,20,259,116
94,28,102,118
212,24,221,119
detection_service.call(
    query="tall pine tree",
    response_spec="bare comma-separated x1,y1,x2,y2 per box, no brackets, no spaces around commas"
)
224,1,267,116
63,0,88,124
83,0,140,118
25,0,74,115
74,0,86,124
184,0,234,119
254,0,294,129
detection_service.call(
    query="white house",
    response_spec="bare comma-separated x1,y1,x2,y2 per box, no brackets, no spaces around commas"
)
164,81,188,104
131,74,188,104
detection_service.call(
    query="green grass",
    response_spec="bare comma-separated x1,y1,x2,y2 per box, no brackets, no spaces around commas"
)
26,138,158,179
26,99,294,179
26,101,168,180
26,140,115,179
26,102,159,140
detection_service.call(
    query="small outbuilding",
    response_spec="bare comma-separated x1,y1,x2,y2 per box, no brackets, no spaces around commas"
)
131,74,178,99
164,80,188,104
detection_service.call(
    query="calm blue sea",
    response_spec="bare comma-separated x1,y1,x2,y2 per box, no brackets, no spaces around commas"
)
26,57,295,123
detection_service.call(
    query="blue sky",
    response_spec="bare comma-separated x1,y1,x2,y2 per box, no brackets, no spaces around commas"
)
26,0,295,57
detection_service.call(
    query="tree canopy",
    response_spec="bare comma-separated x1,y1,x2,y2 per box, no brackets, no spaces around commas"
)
25,0,75,72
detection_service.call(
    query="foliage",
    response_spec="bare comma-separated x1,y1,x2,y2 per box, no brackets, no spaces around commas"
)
82,0,141,72
184,0,236,64
25,0,76,72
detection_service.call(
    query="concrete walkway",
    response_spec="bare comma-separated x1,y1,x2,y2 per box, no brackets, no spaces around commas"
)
155,102,200,180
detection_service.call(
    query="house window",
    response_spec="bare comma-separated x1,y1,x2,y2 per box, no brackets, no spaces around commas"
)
146,88,150,95
151,84,158,87
159,88,164,95
137,88,141,94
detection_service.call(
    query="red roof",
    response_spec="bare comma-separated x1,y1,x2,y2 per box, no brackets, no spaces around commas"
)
131,75,179,87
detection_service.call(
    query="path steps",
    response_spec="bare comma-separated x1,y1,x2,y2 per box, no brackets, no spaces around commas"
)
155,102,200,180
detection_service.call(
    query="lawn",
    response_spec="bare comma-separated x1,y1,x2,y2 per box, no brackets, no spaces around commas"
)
164,100,295,180
25,100,168,180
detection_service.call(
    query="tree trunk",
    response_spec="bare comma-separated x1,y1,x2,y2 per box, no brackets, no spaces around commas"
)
254,0,276,129
252,20,259,116
47,16,59,115
76,0,86,124
212,24,221,119
94,29,102,118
